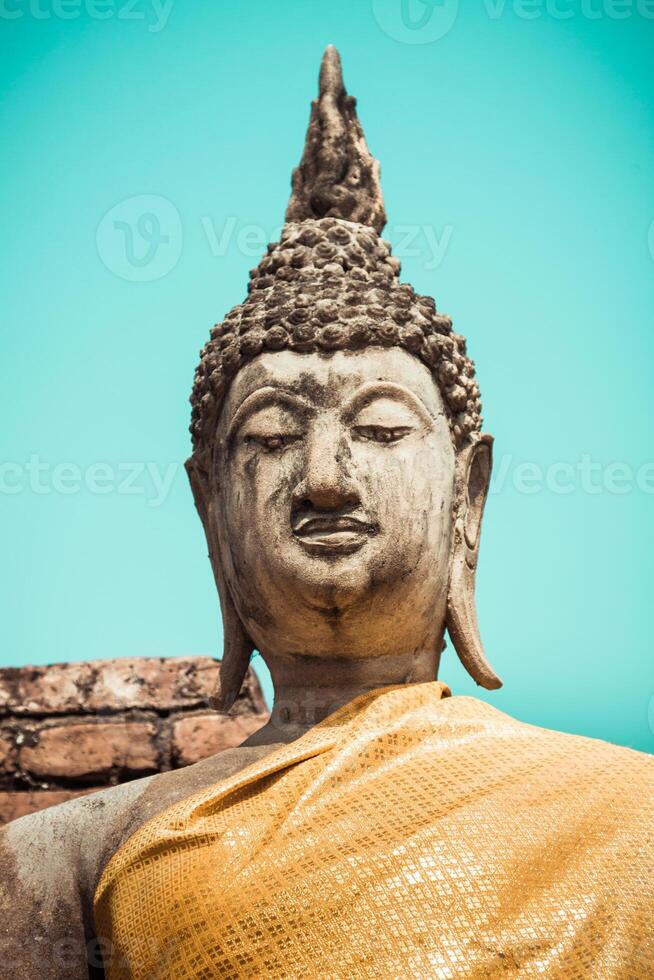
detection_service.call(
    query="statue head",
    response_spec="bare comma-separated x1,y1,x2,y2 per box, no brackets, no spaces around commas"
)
186,46,502,710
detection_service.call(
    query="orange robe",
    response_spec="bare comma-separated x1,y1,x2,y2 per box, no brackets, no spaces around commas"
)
94,683,654,978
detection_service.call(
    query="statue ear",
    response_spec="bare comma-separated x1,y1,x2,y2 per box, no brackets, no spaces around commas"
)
445,434,502,690
185,454,255,713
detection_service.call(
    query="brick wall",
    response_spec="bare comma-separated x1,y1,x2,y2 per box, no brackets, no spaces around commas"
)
0,657,269,823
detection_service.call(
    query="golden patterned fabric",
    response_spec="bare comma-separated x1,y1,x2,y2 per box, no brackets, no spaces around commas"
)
94,683,654,979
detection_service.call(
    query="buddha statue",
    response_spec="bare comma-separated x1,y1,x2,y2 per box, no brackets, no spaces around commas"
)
1,46,652,980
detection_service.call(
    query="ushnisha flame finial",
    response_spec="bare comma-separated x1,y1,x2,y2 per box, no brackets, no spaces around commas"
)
285,45,387,233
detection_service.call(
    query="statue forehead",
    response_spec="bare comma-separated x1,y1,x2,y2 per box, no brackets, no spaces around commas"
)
220,348,446,421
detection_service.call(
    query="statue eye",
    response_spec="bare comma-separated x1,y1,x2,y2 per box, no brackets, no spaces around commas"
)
353,425,413,444
245,433,302,452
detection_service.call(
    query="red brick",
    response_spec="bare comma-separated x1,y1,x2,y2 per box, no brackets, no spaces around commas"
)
10,663,89,715
0,731,15,771
0,787,102,824
18,721,159,781
0,675,13,715
172,713,268,767
86,657,218,711
0,657,269,822
2,657,267,715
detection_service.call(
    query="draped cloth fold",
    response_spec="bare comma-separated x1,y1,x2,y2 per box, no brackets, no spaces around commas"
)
94,683,654,979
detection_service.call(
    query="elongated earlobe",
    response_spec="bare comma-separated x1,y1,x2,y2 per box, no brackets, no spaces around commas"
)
445,435,502,690
209,560,254,713
185,455,254,712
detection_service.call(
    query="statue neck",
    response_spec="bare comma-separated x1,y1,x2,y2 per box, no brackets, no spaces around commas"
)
243,647,442,746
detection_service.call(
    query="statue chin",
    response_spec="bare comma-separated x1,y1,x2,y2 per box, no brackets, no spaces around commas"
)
219,511,452,664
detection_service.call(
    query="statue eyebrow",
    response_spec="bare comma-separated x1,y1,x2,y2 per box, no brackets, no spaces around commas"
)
227,386,314,440
342,382,436,427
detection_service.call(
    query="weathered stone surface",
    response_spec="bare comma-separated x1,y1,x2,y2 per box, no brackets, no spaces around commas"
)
0,787,101,823
172,713,265,767
285,45,386,233
18,721,159,781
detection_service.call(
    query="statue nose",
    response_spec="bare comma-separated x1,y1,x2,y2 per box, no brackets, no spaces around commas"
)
293,425,360,512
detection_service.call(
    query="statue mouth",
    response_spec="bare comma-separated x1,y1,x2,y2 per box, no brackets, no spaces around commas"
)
292,515,377,555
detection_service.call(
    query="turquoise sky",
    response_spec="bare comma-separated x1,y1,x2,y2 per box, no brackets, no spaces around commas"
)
2,0,653,751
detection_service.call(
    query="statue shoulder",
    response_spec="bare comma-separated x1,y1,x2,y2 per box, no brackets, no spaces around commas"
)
81,741,282,891
0,742,279,977
1,773,169,976
0,790,110,978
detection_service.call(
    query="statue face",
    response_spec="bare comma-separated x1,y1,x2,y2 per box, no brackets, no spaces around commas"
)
211,348,456,662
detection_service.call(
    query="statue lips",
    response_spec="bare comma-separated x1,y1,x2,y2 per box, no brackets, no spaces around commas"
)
292,514,378,556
